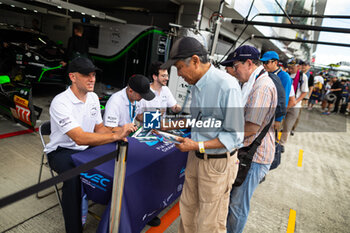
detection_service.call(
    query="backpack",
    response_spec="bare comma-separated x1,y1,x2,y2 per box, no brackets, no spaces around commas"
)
268,72,287,119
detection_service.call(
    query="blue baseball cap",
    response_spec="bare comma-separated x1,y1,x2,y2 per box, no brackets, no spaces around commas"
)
220,45,260,66
260,51,279,62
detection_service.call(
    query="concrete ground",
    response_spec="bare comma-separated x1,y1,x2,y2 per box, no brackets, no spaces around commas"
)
0,85,349,233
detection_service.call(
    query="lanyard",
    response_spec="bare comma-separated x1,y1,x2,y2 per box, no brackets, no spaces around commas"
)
128,99,136,123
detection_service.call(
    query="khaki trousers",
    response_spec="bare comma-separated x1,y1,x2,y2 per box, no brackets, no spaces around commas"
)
281,107,301,144
292,107,302,131
178,150,239,233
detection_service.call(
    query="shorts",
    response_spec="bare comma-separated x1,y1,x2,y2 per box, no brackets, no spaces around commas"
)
309,99,316,105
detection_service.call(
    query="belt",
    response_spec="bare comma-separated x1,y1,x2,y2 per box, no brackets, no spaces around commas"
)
195,149,237,159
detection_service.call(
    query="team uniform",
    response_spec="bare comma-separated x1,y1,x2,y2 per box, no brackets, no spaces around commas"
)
138,86,177,113
103,87,140,127
45,87,102,153
45,86,102,233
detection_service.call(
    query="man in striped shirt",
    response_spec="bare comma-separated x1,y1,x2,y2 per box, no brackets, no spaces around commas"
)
222,45,277,233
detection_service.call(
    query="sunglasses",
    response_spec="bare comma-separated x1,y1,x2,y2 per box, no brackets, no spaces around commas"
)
263,60,276,65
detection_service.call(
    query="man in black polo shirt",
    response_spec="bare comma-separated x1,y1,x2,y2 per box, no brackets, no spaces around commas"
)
329,76,343,113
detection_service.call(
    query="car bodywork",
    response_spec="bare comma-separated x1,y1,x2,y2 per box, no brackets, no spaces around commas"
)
0,75,42,129
0,24,66,86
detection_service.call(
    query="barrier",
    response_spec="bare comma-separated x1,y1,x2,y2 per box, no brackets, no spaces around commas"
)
109,141,129,233
0,143,121,209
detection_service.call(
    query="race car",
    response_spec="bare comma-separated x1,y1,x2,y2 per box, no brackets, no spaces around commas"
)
0,24,66,86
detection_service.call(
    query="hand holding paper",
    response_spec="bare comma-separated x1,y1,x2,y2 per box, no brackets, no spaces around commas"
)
175,137,198,152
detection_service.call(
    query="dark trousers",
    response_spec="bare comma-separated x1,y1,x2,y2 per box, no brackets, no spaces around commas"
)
47,147,83,233
333,95,342,113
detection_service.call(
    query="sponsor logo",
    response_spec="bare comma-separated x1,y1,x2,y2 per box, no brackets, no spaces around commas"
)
143,110,222,130
142,192,175,222
90,106,98,117
80,173,111,191
179,167,185,178
162,117,222,129
14,95,29,108
180,167,185,174
155,143,175,152
143,110,161,129
15,105,31,125
58,117,72,127
25,74,36,79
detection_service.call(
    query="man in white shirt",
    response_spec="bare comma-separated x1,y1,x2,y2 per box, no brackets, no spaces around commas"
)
280,58,309,145
45,57,137,233
137,61,181,121
104,74,155,128
314,73,324,85
104,75,161,226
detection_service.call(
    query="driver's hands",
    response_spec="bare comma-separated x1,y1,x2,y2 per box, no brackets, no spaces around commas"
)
121,123,137,136
112,123,137,141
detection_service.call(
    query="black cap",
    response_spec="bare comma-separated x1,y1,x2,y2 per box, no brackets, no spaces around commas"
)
68,57,101,75
160,37,208,69
279,60,288,68
300,60,310,65
128,74,155,101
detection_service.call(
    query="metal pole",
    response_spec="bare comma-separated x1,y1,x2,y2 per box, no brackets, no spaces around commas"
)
257,13,350,19
194,0,204,31
109,141,129,233
310,0,316,61
252,35,350,48
274,0,293,24
210,0,225,58
224,19,350,34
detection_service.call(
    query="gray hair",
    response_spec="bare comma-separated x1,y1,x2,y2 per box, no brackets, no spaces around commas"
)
181,54,209,65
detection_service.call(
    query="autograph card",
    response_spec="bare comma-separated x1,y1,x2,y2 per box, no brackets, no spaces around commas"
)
153,130,181,144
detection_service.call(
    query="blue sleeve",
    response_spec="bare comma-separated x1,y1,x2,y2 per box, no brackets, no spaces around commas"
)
218,86,244,150
278,71,292,106
275,116,283,122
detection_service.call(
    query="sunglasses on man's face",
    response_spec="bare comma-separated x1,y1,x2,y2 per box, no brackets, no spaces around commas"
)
263,60,275,65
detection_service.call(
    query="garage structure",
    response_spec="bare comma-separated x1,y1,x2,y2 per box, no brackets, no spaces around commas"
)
1,0,328,88
2,1,350,233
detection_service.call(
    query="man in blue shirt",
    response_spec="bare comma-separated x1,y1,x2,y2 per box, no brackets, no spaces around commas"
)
260,51,296,153
260,51,296,118
161,37,244,233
